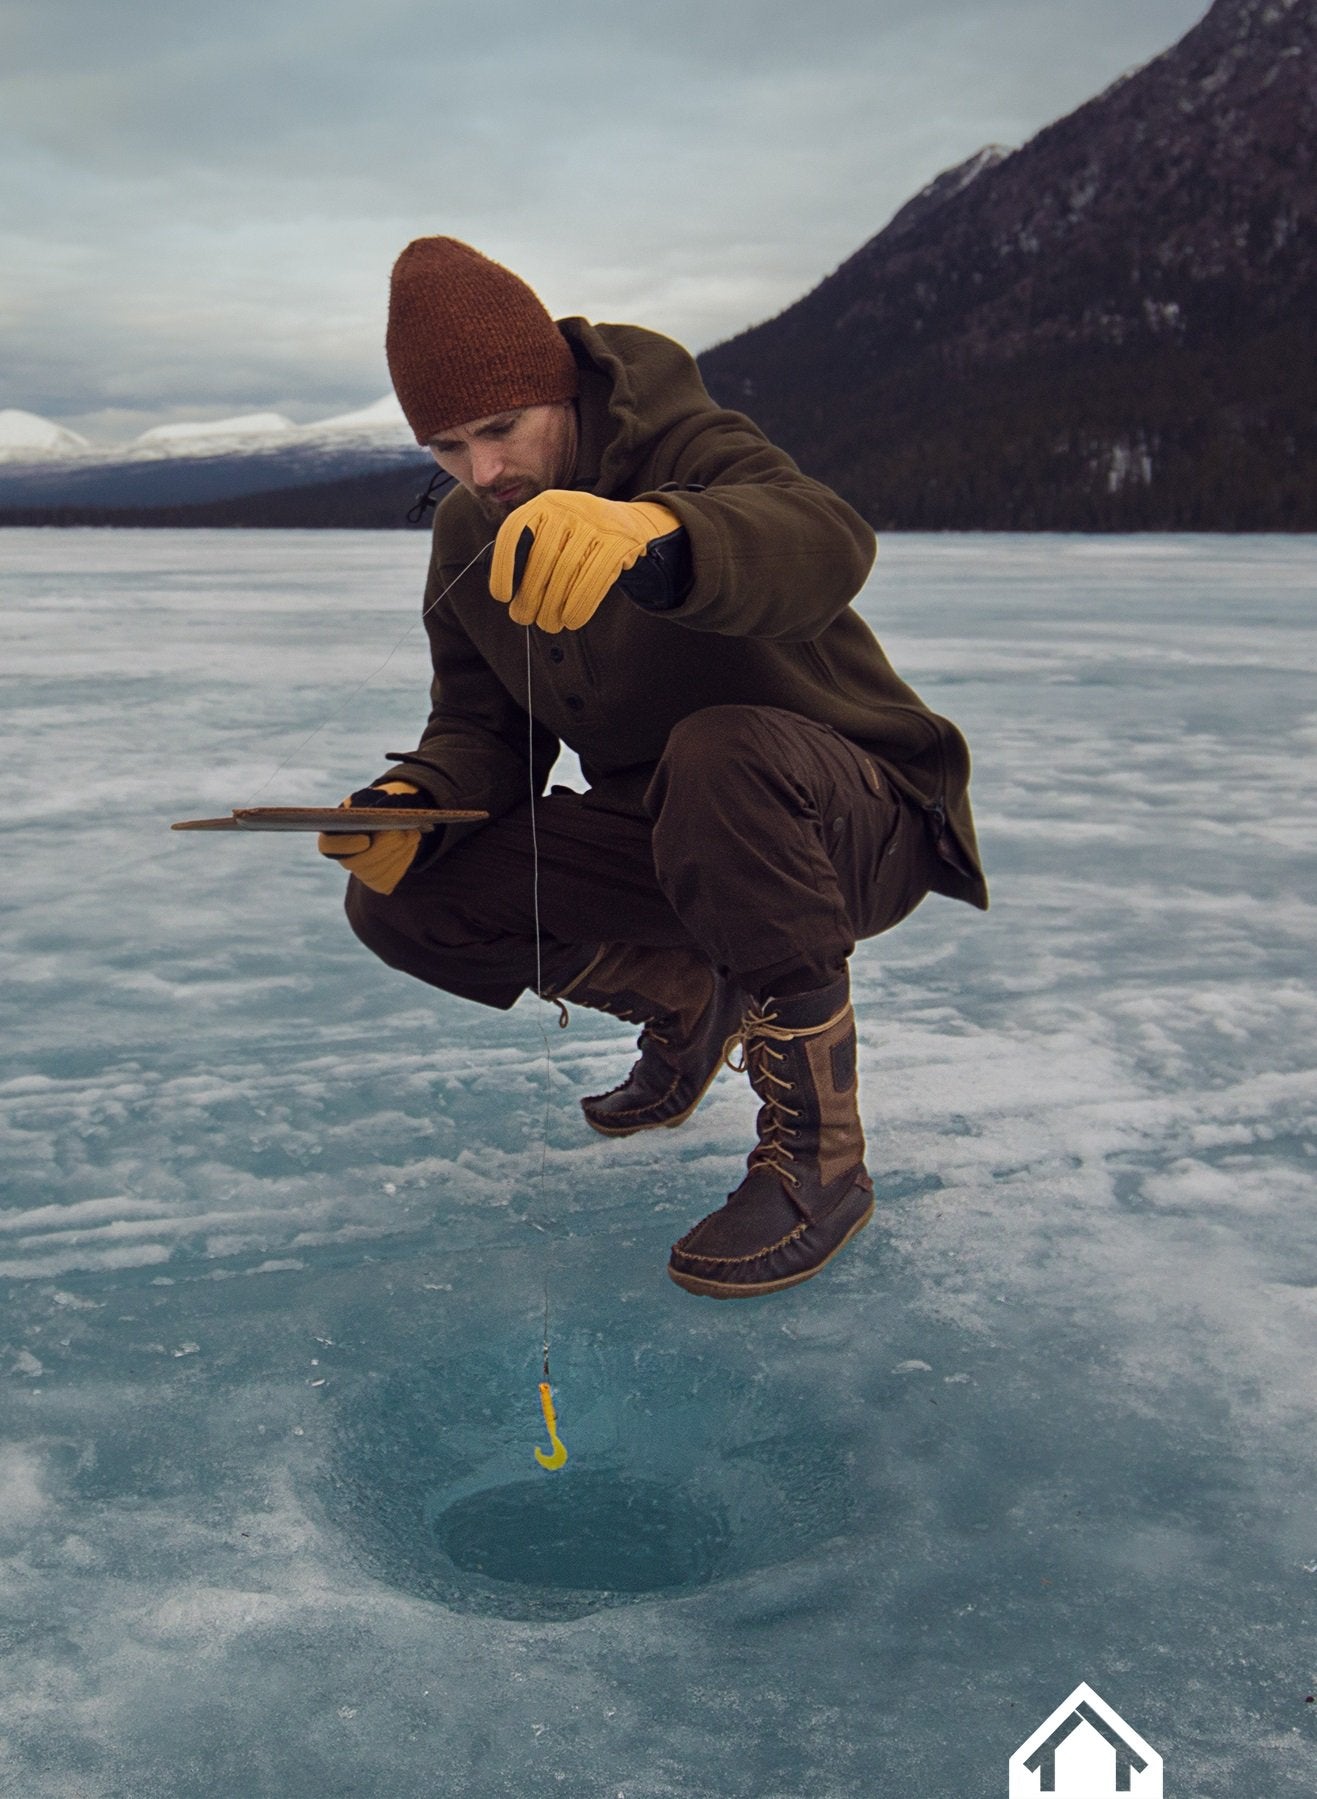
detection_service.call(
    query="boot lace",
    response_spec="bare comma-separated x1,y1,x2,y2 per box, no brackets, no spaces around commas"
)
597,998,671,1048
543,995,660,1035
543,988,667,1042
723,1002,804,1186
722,999,853,1187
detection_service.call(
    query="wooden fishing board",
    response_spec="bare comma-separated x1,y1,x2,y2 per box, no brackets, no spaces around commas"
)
172,806,487,833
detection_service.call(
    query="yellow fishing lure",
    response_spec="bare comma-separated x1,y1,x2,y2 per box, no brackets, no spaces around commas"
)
534,1380,568,1470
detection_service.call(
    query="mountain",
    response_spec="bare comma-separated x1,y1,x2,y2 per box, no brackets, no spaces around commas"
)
131,411,296,448
0,465,441,531
0,409,92,458
697,0,1316,529
0,396,430,517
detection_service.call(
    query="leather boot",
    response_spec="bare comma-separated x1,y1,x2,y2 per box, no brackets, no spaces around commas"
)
667,973,874,1298
545,944,746,1137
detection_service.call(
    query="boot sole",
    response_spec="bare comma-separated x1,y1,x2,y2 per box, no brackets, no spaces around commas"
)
666,1194,875,1300
581,1059,724,1139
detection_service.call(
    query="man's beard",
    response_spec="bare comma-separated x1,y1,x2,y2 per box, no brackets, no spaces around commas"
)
472,480,539,524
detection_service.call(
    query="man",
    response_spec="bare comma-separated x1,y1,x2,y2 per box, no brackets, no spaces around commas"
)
322,236,987,1300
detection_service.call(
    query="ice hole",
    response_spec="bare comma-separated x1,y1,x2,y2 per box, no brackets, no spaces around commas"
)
435,1471,728,1596
317,1337,872,1620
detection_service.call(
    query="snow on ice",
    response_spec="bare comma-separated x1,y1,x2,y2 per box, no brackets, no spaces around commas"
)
1,528,1314,1797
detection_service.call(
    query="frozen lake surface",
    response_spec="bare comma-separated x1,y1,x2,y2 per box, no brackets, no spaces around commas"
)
2,528,1314,1797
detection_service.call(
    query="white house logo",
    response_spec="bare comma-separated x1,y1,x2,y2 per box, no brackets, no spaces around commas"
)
1009,1683,1163,1797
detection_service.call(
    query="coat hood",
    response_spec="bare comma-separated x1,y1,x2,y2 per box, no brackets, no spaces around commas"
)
556,318,720,496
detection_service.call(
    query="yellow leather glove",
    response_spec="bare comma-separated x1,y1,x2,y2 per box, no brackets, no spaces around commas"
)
489,492,681,633
317,782,422,895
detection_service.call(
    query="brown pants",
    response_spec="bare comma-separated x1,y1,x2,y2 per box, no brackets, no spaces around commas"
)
347,705,941,1009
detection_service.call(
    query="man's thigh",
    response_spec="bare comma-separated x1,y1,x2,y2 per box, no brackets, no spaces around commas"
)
368,790,692,955
433,791,693,947
347,790,694,1008
349,712,939,1005
651,704,937,947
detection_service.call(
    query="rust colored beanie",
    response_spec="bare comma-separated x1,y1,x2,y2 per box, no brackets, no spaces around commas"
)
386,237,580,443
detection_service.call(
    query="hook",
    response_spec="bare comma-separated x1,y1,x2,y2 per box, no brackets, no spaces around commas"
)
533,1380,568,1471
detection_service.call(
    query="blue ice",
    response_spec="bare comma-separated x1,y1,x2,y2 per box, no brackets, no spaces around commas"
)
1,529,1314,1797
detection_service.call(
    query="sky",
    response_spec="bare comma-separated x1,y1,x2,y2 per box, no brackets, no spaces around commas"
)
1,0,1210,441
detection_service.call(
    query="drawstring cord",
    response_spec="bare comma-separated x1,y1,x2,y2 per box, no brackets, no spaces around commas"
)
405,470,456,525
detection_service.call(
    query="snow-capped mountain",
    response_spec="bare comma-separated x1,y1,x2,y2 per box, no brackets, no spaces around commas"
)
0,409,92,459
131,412,297,449
307,396,410,435
0,394,425,510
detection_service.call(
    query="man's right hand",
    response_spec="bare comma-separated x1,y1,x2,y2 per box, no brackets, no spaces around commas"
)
317,782,423,894
490,492,683,632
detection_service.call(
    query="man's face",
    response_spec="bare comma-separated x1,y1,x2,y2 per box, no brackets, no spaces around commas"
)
427,401,578,522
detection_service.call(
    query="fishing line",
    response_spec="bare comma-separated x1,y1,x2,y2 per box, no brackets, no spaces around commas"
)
525,620,569,1471
525,626,555,1365
164,517,569,1462
235,536,563,1416
232,533,566,1454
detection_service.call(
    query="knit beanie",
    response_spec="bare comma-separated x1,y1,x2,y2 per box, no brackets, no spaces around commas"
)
386,237,580,443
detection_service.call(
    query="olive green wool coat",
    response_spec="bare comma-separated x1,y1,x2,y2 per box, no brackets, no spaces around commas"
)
381,317,987,911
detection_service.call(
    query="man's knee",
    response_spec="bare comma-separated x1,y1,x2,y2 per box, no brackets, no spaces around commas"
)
342,870,535,1009
662,705,765,772
344,878,417,972
649,707,776,817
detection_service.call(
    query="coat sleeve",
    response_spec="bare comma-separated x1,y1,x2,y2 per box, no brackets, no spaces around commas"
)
375,553,560,844
634,409,877,642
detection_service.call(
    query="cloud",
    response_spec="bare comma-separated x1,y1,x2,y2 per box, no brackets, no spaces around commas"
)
0,0,1210,432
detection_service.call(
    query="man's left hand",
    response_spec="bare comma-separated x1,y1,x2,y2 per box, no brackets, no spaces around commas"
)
490,492,681,633
317,782,423,894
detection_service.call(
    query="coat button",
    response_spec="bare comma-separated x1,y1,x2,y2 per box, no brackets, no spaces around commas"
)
548,646,565,663
565,695,584,712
